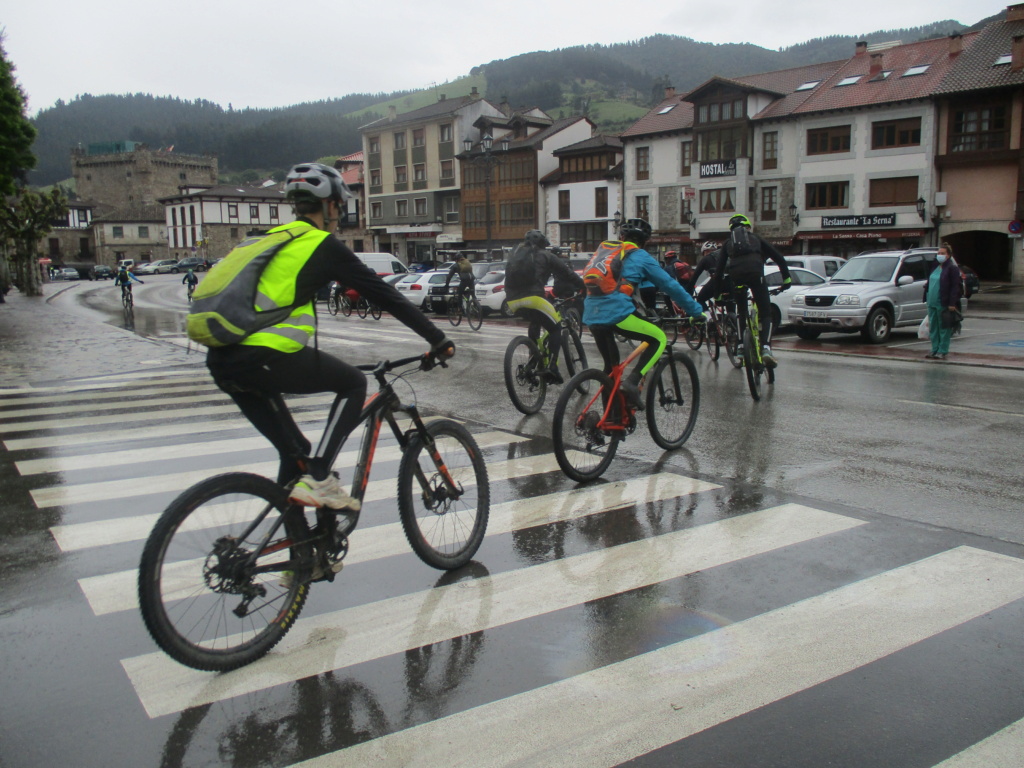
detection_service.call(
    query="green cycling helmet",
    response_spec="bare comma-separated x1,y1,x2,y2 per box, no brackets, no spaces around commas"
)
729,214,752,230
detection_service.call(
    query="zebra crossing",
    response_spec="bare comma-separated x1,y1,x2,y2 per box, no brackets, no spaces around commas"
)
1,362,1023,768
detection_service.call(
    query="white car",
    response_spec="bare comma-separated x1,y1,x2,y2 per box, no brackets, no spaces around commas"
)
765,265,827,328
136,259,179,275
474,271,508,315
395,271,445,310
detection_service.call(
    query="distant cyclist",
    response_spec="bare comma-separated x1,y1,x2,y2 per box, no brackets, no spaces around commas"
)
114,264,144,300
444,255,476,310
691,240,722,302
504,230,584,384
182,268,198,298
583,218,705,411
711,214,791,366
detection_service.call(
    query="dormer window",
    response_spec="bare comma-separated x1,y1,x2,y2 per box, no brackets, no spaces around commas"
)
835,76,861,87
795,80,820,91
902,65,930,77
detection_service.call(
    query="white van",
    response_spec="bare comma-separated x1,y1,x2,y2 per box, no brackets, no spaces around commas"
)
785,255,846,278
355,253,409,276
117,259,136,269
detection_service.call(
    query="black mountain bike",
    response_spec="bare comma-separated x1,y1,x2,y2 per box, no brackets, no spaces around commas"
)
138,351,489,672
447,290,483,331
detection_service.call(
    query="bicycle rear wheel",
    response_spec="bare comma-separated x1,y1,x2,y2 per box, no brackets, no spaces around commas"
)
646,351,700,449
743,327,763,401
562,327,590,392
467,298,483,330
340,295,352,317
706,318,721,361
398,419,489,569
327,295,339,316
138,472,312,672
504,336,547,414
684,322,703,350
370,303,382,320
356,298,369,319
725,317,742,368
553,370,621,482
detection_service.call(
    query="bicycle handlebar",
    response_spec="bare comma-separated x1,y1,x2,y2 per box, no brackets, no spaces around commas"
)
357,349,452,376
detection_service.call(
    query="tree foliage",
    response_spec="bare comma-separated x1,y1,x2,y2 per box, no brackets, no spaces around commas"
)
0,188,67,297
0,34,37,196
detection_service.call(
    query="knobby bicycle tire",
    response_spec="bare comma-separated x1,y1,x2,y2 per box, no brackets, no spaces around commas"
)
447,295,463,327
646,351,700,450
552,369,621,482
467,298,483,331
743,327,763,401
138,472,313,672
397,420,489,569
504,336,547,414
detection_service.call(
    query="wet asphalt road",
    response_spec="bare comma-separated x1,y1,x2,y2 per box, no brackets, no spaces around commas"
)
0,275,1022,767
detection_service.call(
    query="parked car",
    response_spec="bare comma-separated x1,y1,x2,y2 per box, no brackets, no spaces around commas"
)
176,257,209,272
57,267,80,281
89,265,114,280
136,259,180,275
784,255,847,278
764,266,827,328
960,265,980,298
788,248,938,343
395,271,443,310
474,270,509,315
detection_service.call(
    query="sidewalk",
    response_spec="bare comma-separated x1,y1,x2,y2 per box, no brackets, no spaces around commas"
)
0,282,202,390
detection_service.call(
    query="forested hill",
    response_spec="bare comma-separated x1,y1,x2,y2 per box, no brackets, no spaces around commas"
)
29,15,996,187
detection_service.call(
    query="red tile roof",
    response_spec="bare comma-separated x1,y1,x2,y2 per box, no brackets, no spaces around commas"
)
620,96,694,138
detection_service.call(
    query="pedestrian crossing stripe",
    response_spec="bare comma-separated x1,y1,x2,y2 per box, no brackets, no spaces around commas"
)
286,546,1024,768
78,472,720,616
931,717,1024,767
122,503,868,719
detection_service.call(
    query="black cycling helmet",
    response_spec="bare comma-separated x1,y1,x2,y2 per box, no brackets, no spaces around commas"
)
619,218,652,246
285,163,353,202
524,229,550,249
729,214,752,230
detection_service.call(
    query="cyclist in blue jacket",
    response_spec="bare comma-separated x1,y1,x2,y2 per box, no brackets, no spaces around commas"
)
583,219,705,411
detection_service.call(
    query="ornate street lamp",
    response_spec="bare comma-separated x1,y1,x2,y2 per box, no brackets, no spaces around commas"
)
462,134,510,257
789,203,800,226
916,197,927,222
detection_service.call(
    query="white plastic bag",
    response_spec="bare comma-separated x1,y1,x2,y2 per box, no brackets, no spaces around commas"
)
917,315,930,340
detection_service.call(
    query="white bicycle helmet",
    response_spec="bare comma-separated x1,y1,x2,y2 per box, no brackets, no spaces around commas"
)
284,163,353,202
701,240,718,253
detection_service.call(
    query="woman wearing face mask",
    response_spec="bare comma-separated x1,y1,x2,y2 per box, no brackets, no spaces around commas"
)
923,243,963,360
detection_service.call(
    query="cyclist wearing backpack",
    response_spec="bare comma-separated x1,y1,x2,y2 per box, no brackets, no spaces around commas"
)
711,214,792,366
204,162,454,510
583,218,705,411
114,264,144,300
691,240,722,300
504,230,583,383
444,255,476,308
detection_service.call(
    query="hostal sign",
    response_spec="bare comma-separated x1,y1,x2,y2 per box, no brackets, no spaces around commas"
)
699,159,737,178
821,214,896,228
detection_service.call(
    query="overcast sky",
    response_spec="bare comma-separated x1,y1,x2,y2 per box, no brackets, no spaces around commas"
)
2,0,1010,115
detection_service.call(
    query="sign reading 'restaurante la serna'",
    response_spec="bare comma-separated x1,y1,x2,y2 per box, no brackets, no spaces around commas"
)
821,213,896,228
699,159,737,178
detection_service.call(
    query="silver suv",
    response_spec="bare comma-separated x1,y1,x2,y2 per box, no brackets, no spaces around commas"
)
787,248,937,343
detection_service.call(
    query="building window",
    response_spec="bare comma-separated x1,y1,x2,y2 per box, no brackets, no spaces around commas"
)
370,169,382,187
179,172,187,181
368,136,380,153
439,123,453,143
414,163,426,182
697,98,744,124
138,225,150,238
414,198,427,216
228,204,238,219
700,127,745,161
440,160,454,179
635,147,650,180
680,141,692,176
635,195,650,221
371,202,382,219
762,132,778,170
394,132,406,150
395,166,408,184
699,188,736,214
807,125,851,155
444,196,459,222
950,103,1009,152
112,226,124,238
872,118,921,149
806,181,850,209
412,128,425,147
499,200,535,228
760,187,777,221
171,209,177,226
869,176,919,206
559,190,570,219
230,227,239,239
396,199,408,217
249,205,259,218
595,187,608,218
269,205,279,221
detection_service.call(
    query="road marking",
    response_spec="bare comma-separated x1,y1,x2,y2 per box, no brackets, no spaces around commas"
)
79,472,719,616
0,390,232,420
122,503,864,719
895,399,1024,419
931,717,1024,767
292,546,1024,768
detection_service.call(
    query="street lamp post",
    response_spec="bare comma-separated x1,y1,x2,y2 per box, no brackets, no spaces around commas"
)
463,135,510,258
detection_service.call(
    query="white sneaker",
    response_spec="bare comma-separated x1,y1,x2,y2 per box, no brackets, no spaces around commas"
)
762,345,777,368
288,472,360,511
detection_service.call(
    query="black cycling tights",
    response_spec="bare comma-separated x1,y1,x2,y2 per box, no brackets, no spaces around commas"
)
209,347,367,485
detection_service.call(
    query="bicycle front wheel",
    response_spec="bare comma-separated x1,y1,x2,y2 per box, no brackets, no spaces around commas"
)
706,319,721,361
553,370,620,482
340,295,352,317
138,472,312,672
447,295,462,327
561,327,589,390
504,336,547,414
684,322,703,350
725,318,742,369
356,298,369,319
467,298,483,330
563,307,583,339
743,327,763,401
646,351,700,449
328,295,339,316
398,420,489,569
370,303,382,320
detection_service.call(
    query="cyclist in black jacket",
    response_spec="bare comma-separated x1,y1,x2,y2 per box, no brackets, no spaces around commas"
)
711,215,792,366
